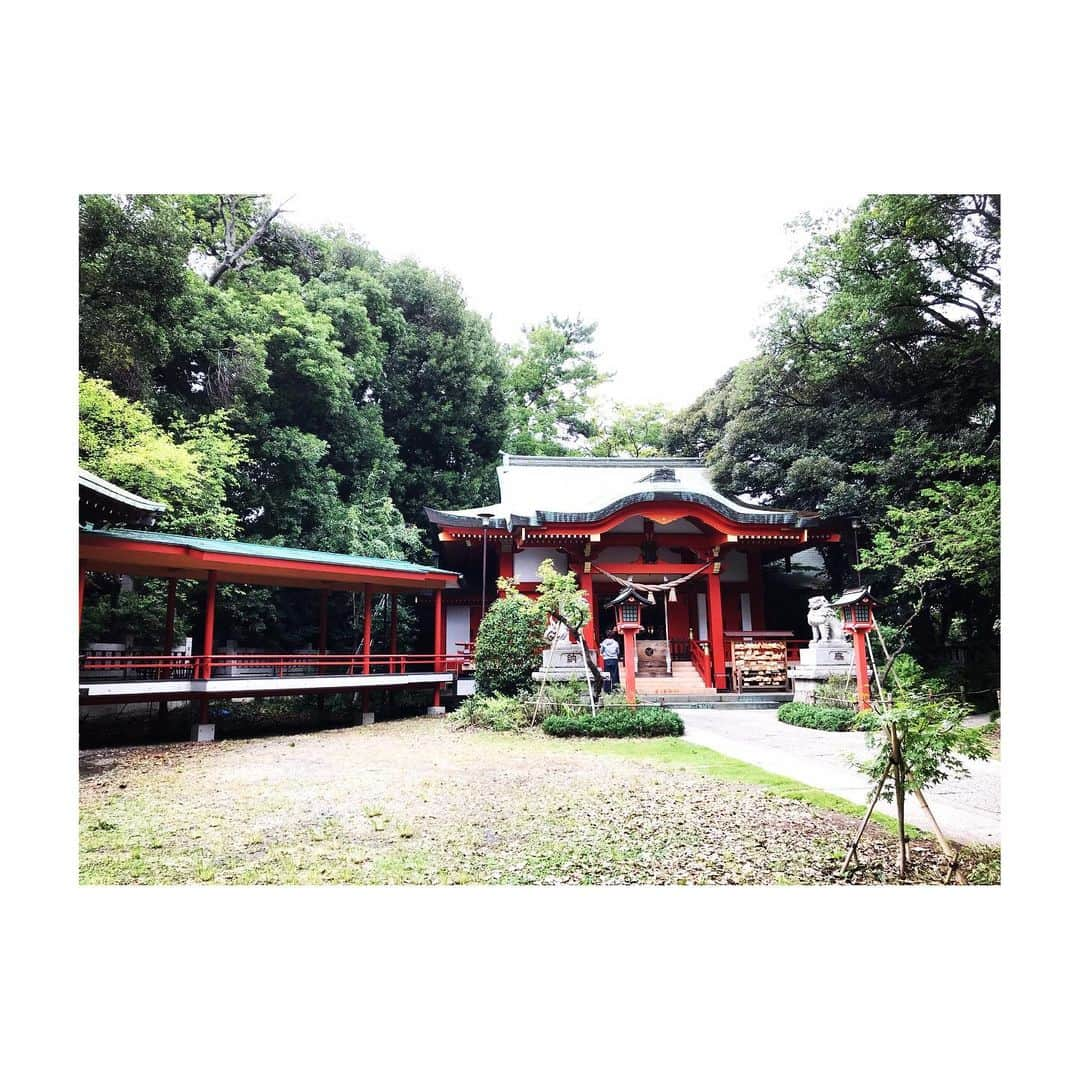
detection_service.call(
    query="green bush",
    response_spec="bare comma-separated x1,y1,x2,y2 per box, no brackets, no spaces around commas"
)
542,705,683,738
525,678,590,718
777,701,876,732
473,592,547,697
450,693,533,731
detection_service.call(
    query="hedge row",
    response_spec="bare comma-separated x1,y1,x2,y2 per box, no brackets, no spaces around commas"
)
777,702,876,732
541,705,683,739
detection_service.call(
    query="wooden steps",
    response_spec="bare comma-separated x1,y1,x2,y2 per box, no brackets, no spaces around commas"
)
610,661,793,707
629,661,710,696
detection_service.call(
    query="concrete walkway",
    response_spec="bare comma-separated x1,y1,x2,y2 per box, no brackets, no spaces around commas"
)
678,708,1000,847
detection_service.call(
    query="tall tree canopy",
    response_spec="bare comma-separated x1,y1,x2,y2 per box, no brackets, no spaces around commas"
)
665,195,1000,667
78,195,514,649
589,403,672,458
504,317,610,455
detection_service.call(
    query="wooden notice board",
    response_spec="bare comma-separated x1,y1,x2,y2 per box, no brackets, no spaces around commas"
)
731,640,789,692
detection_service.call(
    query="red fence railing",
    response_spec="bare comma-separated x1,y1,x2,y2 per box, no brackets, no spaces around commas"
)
79,653,465,681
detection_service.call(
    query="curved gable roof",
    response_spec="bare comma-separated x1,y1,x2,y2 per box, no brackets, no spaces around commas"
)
425,455,821,530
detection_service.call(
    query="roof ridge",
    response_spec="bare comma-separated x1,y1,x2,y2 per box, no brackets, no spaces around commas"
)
79,526,458,577
500,455,707,468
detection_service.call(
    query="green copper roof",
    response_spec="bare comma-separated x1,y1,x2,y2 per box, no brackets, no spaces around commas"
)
80,526,457,578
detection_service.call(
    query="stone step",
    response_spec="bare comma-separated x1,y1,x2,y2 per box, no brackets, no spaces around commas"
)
638,693,794,709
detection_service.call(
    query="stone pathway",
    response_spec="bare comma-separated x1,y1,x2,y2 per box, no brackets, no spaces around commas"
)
678,708,1000,846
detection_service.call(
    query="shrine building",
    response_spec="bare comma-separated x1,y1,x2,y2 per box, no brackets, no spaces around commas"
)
426,455,846,695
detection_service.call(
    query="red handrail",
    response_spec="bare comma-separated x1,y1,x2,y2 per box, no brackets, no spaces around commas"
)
689,640,713,688
80,652,465,681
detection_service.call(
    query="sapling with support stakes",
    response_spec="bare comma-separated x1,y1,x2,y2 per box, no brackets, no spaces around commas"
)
531,558,602,720
839,611,990,882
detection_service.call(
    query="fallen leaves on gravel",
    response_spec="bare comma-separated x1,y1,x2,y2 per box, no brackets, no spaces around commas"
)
79,719,997,885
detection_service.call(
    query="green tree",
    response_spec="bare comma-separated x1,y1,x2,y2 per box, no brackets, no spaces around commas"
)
79,373,247,538
505,317,611,455
375,260,509,527
589,403,671,457
665,195,1000,665
473,580,547,697
79,194,199,401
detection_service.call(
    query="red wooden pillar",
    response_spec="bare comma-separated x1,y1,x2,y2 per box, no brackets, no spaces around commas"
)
432,588,445,708
748,549,766,630
361,586,372,674
161,578,177,691
201,570,218,680
853,627,872,713
316,588,330,712
78,564,86,631
707,567,727,690
389,592,398,670
360,586,373,715
164,578,177,654
497,544,514,595
580,566,597,652
195,570,218,737
622,629,638,704
318,589,329,655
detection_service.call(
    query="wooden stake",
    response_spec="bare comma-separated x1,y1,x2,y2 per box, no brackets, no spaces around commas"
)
889,721,907,877
840,766,890,877
912,787,968,885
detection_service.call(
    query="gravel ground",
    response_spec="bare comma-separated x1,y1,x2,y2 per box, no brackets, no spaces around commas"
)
79,718,998,885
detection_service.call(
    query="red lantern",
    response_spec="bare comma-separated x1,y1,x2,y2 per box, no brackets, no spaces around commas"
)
832,587,877,711
604,584,654,704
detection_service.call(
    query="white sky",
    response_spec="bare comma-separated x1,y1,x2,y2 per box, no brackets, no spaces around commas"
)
278,188,864,409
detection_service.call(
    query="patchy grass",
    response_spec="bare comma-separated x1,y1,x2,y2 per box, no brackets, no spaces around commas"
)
79,719,995,886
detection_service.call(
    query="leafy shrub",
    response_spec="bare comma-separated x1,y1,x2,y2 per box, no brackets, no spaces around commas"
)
777,701,876,732
811,674,859,709
542,705,683,738
450,693,532,731
473,590,547,697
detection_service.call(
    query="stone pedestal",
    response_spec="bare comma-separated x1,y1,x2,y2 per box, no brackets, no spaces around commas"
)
532,644,598,683
361,712,375,725
789,640,855,703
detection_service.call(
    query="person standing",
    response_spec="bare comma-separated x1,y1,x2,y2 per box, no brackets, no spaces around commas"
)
599,629,621,689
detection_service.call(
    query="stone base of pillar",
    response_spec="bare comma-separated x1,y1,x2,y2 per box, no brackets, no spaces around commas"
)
426,706,446,716
361,712,376,725
191,723,216,742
